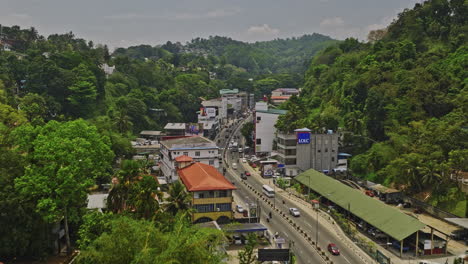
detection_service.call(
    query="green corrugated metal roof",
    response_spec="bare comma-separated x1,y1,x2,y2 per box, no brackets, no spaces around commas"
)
295,169,425,241
256,109,287,115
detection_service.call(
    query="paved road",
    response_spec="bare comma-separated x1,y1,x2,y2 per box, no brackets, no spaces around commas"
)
230,169,325,264
219,117,366,264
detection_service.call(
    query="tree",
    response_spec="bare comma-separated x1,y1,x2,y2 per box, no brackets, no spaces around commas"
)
77,214,225,264
165,180,192,215
241,122,254,147
238,233,258,264
128,175,162,220
67,63,98,117
107,160,141,213
18,93,47,124
14,119,114,254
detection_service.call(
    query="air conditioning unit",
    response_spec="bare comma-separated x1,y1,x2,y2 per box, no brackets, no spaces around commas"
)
216,208,220,212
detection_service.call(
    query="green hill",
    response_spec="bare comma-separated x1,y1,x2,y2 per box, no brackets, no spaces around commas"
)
277,0,467,215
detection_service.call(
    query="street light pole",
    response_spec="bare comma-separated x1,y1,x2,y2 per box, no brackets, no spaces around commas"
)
316,207,319,248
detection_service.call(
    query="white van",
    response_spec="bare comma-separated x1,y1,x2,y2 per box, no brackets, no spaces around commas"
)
232,163,238,170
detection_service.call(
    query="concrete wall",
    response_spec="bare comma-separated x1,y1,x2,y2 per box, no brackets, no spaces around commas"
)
255,112,280,154
296,133,339,172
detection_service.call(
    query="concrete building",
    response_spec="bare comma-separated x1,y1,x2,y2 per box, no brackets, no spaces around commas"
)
276,128,339,176
220,89,242,120
254,102,287,155
178,161,236,224
270,88,300,105
160,136,219,183
198,105,220,139
164,123,186,136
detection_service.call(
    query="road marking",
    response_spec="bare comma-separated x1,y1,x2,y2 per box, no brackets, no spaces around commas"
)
341,254,352,264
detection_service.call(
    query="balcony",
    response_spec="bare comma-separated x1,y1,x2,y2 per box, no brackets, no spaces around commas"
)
193,196,233,205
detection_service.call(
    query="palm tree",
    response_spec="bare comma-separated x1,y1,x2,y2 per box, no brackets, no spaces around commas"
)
128,175,162,220
165,181,192,215
107,160,141,213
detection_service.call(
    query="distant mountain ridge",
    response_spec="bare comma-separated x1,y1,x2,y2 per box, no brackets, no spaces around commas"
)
113,34,338,74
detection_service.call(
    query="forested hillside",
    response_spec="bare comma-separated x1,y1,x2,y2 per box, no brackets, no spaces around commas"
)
114,34,337,74
277,0,467,216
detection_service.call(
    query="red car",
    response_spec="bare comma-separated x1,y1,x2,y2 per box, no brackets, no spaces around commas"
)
245,171,251,176
327,243,340,255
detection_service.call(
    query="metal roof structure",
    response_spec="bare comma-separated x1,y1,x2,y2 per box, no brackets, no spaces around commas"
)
164,123,186,130
256,109,288,115
220,223,268,233
295,169,425,241
445,218,468,229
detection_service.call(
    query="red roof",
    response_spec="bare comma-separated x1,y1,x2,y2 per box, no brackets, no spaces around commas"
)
178,163,236,191
175,155,194,162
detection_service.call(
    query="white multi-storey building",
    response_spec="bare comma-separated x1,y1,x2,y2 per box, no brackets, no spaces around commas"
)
254,102,287,155
160,136,220,183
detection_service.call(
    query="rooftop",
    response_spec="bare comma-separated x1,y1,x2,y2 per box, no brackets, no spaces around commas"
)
445,218,468,229
295,169,425,241
256,109,288,115
220,89,239,95
271,96,291,100
178,162,236,192
140,130,164,136
272,88,300,93
161,136,217,150
175,155,194,162
164,123,186,130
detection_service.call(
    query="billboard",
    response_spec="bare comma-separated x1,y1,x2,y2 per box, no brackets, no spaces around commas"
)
205,107,216,117
258,249,290,261
263,164,274,177
185,123,203,136
297,132,311,144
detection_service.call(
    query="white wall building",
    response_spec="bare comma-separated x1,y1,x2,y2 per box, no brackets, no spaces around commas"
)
160,136,220,183
254,102,287,155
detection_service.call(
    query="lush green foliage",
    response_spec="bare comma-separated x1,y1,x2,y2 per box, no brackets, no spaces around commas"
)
77,214,226,264
277,0,468,214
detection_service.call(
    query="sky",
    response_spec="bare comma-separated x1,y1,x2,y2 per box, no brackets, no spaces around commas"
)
1,0,422,50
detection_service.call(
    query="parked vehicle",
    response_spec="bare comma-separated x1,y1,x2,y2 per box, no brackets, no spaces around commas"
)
242,158,247,163
233,235,243,245
365,190,375,197
240,173,247,180
245,171,251,176
236,205,245,213
232,163,238,170
450,229,468,241
327,243,340,255
289,208,300,217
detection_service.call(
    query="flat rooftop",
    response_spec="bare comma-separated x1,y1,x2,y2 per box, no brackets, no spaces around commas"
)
161,136,216,149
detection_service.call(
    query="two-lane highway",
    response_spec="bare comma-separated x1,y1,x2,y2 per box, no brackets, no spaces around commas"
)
220,116,367,264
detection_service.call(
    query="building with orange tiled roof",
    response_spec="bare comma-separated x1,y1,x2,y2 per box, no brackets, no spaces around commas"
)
178,162,236,224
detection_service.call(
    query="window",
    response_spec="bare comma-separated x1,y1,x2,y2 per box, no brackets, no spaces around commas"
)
217,190,228,197
209,159,214,165
332,157,335,162
217,203,232,212
325,148,328,153
194,204,214,213
195,151,200,156
183,152,188,156
332,149,335,152
256,138,262,145
317,149,321,153
257,116,261,121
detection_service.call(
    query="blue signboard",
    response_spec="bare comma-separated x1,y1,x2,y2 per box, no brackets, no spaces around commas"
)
297,132,311,144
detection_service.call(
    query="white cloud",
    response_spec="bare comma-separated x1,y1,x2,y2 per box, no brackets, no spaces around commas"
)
320,17,344,27
104,8,240,22
247,24,279,35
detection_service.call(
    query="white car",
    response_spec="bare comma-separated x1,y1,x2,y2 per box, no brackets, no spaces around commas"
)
242,158,247,163
289,208,300,217
232,163,238,170
236,205,245,213
233,235,243,245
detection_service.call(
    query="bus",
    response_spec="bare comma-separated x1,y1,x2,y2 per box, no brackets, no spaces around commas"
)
262,184,275,198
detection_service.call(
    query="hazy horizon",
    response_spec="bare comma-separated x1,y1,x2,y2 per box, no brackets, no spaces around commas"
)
1,0,422,49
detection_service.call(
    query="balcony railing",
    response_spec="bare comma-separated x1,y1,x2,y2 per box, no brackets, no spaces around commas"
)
193,196,232,205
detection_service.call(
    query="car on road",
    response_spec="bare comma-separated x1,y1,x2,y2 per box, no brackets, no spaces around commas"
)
242,158,247,163
232,163,238,170
236,205,245,213
240,173,247,180
327,243,340,255
233,235,243,245
245,171,251,176
289,208,300,217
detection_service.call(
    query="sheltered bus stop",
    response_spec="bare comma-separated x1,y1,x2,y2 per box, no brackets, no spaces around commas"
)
294,169,451,260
